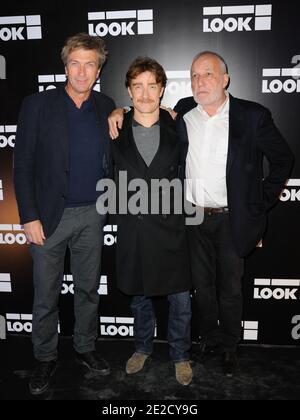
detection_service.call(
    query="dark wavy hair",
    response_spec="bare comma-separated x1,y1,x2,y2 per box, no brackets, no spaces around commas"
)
125,57,167,88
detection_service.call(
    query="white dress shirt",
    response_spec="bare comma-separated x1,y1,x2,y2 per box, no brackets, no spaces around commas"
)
184,93,230,208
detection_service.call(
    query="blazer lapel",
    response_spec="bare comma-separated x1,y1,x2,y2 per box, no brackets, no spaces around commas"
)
92,102,111,177
116,111,148,176
146,124,173,179
226,95,246,177
146,110,179,179
116,109,178,179
52,88,69,168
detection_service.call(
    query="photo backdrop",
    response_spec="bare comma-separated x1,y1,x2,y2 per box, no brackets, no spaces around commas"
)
0,0,299,345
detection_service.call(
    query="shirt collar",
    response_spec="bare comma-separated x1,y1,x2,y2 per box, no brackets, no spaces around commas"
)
64,87,93,111
132,119,160,128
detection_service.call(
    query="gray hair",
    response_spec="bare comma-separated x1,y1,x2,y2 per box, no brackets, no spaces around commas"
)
192,51,229,74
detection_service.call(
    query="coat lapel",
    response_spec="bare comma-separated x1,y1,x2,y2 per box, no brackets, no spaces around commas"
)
115,109,178,179
116,110,148,176
91,93,112,177
51,88,69,168
146,117,177,179
226,95,246,176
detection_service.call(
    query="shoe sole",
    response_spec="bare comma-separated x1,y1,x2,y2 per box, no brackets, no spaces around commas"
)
29,364,57,396
75,358,110,376
29,381,50,396
177,380,192,386
126,366,145,375
176,376,193,386
176,369,193,386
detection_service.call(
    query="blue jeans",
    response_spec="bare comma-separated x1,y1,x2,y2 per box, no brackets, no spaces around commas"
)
131,291,192,363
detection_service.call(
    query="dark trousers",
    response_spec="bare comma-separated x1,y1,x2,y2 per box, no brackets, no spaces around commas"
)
30,205,106,362
188,213,244,352
131,292,192,363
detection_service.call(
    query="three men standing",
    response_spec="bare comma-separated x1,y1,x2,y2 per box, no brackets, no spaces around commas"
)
14,27,293,395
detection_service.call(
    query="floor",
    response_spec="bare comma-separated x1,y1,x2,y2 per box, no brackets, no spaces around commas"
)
1,336,299,400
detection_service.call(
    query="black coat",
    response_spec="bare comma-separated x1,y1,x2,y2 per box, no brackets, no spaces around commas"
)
111,109,191,297
14,87,115,237
175,95,294,257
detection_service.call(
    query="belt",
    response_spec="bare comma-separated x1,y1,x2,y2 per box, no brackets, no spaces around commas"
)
204,207,229,216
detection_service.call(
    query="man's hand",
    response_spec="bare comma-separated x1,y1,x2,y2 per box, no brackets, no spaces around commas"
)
23,220,46,245
160,105,178,120
108,108,125,140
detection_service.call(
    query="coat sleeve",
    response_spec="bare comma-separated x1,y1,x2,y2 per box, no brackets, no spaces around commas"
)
104,97,116,180
13,95,41,224
175,116,189,181
174,96,197,115
257,108,294,210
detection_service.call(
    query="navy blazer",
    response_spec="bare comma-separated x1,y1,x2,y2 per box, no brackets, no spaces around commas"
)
14,87,115,237
175,95,294,257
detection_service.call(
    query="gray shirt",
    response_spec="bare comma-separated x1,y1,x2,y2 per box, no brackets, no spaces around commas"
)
132,120,160,167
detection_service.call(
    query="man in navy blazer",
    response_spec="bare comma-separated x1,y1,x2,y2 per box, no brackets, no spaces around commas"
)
14,33,115,395
174,51,294,376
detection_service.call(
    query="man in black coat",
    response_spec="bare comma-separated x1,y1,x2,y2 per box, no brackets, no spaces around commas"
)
14,33,115,395
109,57,192,386
175,51,294,376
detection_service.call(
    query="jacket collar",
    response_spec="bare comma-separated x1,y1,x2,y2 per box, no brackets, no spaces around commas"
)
226,94,246,176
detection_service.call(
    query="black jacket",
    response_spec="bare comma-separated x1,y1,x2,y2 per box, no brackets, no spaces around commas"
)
14,87,115,237
175,95,294,257
111,109,191,297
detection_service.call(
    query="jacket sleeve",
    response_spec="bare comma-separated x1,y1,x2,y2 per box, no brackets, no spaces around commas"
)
174,96,197,115
13,95,41,224
257,108,294,210
175,116,189,181
104,97,116,180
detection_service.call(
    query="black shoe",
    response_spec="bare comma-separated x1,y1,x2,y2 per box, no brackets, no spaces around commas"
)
222,351,238,377
75,351,110,375
197,340,219,362
29,360,57,395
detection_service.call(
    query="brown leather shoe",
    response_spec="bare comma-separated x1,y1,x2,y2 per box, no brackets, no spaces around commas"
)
126,353,150,375
175,361,193,386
